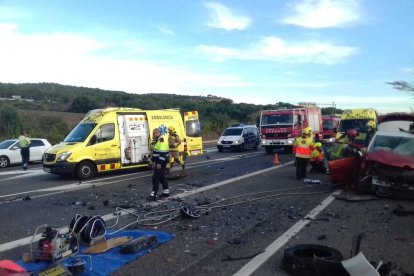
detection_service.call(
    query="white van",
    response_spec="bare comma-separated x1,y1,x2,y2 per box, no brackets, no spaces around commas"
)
217,124,260,152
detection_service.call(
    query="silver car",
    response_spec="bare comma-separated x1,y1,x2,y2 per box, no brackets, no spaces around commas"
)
0,138,52,168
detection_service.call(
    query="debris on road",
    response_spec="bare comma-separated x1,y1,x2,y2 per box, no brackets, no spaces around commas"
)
334,194,378,202
393,205,414,217
222,250,265,262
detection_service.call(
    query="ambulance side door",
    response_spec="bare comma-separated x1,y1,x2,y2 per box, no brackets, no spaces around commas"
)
184,111,203,156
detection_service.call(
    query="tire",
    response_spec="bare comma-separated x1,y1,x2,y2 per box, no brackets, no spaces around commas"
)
76,161,96,180
239,143,245,152
265,147,273,154
0,156,10,168
217,146,223,152
253,144,259,150
282,244,343,276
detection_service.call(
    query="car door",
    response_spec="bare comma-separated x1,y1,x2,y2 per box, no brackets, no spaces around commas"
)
29,140,47,161
8,142,21,164
326,143,362,185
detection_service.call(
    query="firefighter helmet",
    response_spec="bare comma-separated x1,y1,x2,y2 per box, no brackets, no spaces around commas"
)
315,142,322,148
367,120,376,129
302,127,311,135
346,129,359,139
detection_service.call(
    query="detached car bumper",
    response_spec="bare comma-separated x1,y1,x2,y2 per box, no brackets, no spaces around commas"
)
43,162,77,175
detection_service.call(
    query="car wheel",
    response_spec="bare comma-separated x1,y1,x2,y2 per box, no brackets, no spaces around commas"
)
239,143,245,152
217,147,223,152
76,161,96,180
253,144,258,150
0,156,10,168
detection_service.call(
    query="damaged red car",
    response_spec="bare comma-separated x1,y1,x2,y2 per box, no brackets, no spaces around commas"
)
326,113,414,199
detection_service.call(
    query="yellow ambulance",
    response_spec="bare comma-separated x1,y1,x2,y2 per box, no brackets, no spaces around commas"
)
336,108,378,144
43,108,203,179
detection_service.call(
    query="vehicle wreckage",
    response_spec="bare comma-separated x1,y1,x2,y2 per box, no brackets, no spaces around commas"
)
326,112,414,199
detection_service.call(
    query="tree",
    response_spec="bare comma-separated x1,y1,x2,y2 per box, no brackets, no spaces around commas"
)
0,104,21,139
388,78,414,97
69,96,98,113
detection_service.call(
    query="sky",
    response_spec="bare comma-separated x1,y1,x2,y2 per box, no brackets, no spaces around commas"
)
0,0,413,113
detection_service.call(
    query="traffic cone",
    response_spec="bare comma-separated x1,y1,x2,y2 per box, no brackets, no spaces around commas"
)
273,153,280,165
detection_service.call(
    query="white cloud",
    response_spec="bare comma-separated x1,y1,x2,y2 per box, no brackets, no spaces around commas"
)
197,36,358,64
204,2,252,31
282,0,361,29
0,24,247,93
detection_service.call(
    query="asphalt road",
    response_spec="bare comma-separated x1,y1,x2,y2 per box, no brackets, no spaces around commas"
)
0,144,413,275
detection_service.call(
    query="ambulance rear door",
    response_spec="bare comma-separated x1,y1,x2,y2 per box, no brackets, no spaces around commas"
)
184,111,203,156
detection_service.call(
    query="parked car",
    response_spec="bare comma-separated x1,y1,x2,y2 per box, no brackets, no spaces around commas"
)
217,124,260,152
326,113,414,199
0,138,52,168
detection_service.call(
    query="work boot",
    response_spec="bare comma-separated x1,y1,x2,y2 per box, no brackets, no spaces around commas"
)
147,195,157,201
159,193,170,198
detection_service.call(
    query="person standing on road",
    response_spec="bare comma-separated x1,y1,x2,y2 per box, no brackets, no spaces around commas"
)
148,128,170,201
18,130,31,170
167,126,185,171
294,128,314,180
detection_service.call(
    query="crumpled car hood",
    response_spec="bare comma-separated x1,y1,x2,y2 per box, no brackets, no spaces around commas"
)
366,149,414,169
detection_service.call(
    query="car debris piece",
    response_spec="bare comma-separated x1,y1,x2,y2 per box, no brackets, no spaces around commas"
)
222,250,265,262
334,194,377,202
314,252,379,276
392,205,414,217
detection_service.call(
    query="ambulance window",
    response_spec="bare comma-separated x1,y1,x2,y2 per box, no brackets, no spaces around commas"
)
64,123,97,142
95,124,115,143
185,120,201,137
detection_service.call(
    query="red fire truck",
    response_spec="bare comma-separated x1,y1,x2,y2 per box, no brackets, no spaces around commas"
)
322,115,341,143
259,103,323,153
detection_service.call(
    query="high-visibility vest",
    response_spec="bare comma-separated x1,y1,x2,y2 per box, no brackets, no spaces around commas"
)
294,137,313,158
310,149,324,162
18,135,31,148
151,136,170,164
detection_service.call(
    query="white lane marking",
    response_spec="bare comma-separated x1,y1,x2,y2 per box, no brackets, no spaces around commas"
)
0,170,46,182
233,189,343,276
0,169,43,176
0,161,293,253
0,151,265,199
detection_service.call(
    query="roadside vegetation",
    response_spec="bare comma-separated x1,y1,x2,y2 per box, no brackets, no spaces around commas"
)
0,82,343,144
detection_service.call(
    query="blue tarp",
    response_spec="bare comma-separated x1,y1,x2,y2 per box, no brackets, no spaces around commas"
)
18,230,175,276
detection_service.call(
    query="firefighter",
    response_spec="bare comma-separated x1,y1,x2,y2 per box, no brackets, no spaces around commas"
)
310,142,327,173
166,126,185,170
330,129,360,159
294,128,314,180
364,120,376,147
148,128,170,201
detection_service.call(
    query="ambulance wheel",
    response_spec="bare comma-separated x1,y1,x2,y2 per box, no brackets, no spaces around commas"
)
77,161,96,180
0,156,10,168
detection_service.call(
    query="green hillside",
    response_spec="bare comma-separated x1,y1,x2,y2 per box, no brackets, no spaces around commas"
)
0,82,341,144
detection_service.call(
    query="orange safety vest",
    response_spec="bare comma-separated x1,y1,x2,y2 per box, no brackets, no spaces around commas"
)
294,137,313,158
